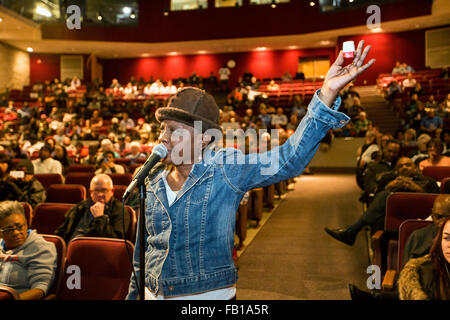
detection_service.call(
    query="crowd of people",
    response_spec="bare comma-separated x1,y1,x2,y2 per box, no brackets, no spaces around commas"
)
0,64,449,300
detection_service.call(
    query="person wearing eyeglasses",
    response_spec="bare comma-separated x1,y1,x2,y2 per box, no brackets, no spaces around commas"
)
0,200,57,300
54,174,129,243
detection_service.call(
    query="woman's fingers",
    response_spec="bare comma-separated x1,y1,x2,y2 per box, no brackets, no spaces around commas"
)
353,40,365,65
355,58,376,76
356,45,372,67
334,50,344,67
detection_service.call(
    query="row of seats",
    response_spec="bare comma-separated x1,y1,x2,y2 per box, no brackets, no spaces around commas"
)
0,236,134,300
21,200,137,243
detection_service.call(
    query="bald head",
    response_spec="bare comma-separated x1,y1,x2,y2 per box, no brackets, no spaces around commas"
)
89,174,114,204
432,195,450,226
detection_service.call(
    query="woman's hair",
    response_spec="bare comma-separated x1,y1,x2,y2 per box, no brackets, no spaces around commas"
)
429,216,450,300
427,138,444,154
0,201,25,222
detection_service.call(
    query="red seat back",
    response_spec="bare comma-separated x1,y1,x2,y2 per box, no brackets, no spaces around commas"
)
113,185,127,201
108,173,132,186
422,166,450,182
385,192,438,232
41,234,67,297
65,172,95,191
58,237,134,300
21,202,32,228
46,184,86,204
34,174,64,190
67,164,96,173
397,219,433,270
31,203,75,235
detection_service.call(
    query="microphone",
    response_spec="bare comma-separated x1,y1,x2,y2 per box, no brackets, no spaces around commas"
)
122,144,168,200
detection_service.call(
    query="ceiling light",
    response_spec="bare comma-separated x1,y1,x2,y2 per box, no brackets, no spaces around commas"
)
309,1,315,6
320,40,331,45
36,5,52,17
164,9,169,16
288,46,298,50
168,52,178,56
130,11,136,19
97,12,103,21
198,50,207,54
371,27,382,33
349,0,354,3
27,47,34,53
256,47,267,51
271,0,276,8
122,7,132,15
0,18,3,23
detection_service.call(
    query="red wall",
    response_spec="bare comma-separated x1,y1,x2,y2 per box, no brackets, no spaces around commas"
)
30,54,91,84
102,48,336,87
30,54,61,84
338,29,426,85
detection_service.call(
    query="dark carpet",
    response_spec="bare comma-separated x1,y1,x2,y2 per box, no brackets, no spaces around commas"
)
236,174,369,300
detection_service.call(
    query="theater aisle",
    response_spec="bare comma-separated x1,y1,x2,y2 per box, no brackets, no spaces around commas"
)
236,174,369,300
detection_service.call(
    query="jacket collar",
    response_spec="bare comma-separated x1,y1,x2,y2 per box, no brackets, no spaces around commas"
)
147,160,211,210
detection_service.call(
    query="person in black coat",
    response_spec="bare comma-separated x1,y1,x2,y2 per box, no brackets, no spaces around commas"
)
325,157,439,245
55,174,129,242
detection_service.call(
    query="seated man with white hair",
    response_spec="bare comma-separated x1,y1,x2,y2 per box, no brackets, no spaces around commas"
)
55,174,129,243
125,141,147,165
96,138,120,163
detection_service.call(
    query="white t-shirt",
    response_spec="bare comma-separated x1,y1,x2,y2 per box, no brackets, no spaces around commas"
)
144,170,236,300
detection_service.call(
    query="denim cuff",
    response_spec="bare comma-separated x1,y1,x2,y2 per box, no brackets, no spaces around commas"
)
309,89,351,130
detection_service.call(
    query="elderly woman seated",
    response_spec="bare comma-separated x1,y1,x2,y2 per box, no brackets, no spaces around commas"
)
0,201,57,299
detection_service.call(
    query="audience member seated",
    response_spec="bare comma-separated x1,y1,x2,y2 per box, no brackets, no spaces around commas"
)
420,109,443,135
356,130,379,188
286,114,299,131
410,133,431,165
0,201,57,299
391,61,404,75
398,216,450,300
54,174,129,243
109,78,122,89
402,194,450,267
402,73,417,89
325,157,440,245
0,158,46,208
362,139,401,197
386,80,402,102
402,128,418,149
53,145,72,176
258,106,272,129
32,145,63,175
267,80,280,91
271,107,288,127
425,95,438,109
354,112,372,137
119,113,135,133
95,151,125,175
125,141,147,165
418,138,450,172
291,95,307,119
281,71,292,82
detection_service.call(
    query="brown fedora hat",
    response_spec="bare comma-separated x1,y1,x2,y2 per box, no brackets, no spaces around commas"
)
155,87,221,132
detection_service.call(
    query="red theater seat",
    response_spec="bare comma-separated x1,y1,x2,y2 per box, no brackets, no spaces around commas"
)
45,184,87,204
34,174,64,190
65,172,95,191
422,166,450,182
31,203,75,235
41,235,67,299
21,202,32,228
108,173,133,186
57,237,134,300
67,164,96,173
0,285,20,300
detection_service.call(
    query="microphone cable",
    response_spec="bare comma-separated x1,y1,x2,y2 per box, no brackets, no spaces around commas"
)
122,197,140,298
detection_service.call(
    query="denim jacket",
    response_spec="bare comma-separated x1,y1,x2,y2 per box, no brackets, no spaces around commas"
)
126,90,350,299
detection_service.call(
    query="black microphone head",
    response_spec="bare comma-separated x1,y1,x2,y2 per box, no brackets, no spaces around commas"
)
152,144,168,158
